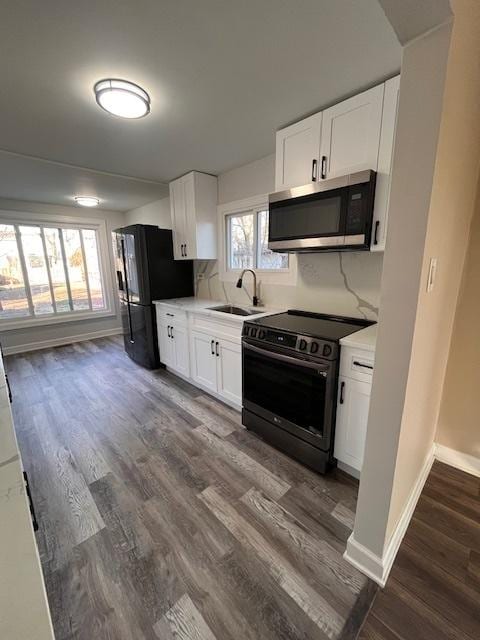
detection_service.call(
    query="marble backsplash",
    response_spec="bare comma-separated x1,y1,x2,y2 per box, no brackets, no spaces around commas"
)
195,250,383,321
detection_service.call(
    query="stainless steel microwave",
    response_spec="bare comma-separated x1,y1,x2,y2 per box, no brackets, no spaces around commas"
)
268,170,376,253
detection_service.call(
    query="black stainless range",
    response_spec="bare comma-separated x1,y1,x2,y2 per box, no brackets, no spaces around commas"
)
242,310,374,474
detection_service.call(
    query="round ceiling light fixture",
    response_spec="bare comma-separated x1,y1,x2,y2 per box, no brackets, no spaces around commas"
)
75,196,99,207
94,78,151,119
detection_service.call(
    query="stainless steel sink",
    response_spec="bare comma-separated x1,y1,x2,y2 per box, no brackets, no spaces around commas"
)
208,304,259,316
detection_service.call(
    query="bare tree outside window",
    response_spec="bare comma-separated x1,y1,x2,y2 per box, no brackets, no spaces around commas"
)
227,209,288,271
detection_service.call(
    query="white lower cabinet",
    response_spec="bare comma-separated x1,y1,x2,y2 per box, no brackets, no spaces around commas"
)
158,321,175,368
334,345,374,474
216,338,242,406
190,329,242,407
190,330,218,393
158,319,190,378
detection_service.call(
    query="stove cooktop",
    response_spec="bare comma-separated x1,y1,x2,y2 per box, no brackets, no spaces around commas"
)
248,310,374,342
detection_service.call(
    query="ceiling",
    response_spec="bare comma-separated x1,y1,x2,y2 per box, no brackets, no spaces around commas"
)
0,0,401,211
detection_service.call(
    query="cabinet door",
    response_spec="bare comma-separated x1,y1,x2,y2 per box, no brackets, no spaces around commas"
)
190,330,217,393
275,113,322,190
216,338,242,407
158,321,174,368
320,85,384,180
371,75,400,252
182,172,197,260
169,178,187,260
334,376,371,472
171,323,190,378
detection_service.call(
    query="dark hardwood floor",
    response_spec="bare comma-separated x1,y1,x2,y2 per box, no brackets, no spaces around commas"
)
359,461,480,640
6,337,376,640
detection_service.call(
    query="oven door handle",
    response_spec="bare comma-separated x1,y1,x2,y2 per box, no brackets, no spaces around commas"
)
243,341,330,372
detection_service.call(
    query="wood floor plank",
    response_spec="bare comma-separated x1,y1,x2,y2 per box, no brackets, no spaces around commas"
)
414,494,480,553
5,341,374,640
194,424,291,500
389,544,480,640
154,593,218,640
200,485,344,639
240,487,366,599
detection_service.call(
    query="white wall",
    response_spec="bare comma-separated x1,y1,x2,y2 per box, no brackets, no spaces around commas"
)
0,198,125,352
196,154,383,320
125,197,171,228
347,20,453,583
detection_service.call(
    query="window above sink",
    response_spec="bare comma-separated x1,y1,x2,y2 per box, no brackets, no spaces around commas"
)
218,194,297,286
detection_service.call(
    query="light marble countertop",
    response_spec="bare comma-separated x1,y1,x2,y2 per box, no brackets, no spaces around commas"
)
153,297,281,323
340,323,377,353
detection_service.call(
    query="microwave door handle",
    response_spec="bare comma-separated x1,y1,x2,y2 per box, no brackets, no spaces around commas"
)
243,341,329,372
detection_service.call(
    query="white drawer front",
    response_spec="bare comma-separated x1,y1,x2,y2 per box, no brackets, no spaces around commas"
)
155,304,188,325
189,313,242,341
340,346,374,383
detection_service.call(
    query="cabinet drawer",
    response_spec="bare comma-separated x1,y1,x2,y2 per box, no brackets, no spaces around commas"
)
189,313,242,341
155,305,187,325
340,346,374,383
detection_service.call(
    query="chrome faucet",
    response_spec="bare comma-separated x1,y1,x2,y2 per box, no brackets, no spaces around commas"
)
236,269,259,306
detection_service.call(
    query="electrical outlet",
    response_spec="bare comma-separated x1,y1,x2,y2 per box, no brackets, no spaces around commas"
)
427,257,437,293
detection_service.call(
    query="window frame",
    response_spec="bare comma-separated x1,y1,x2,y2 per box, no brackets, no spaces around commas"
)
0,210,115,331
219,194,297,285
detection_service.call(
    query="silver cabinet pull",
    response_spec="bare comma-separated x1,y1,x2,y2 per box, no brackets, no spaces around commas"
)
321,155,327,179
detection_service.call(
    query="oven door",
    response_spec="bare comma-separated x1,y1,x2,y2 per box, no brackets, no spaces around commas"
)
242,339,336,452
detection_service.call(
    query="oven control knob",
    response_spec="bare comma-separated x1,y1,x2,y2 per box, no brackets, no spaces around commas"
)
322,344,332,357
257,329,265,339
310,341,319,354
299,339,307,351
244,327,249,337
251,328,257,338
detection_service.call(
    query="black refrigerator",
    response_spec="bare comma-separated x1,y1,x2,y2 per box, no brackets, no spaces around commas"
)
113,225,193,369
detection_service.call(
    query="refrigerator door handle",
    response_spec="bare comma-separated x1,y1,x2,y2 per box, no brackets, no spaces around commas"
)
120,238,134,343
116,270,124,291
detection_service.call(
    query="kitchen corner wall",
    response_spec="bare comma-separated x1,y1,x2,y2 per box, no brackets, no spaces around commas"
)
196,154,384,320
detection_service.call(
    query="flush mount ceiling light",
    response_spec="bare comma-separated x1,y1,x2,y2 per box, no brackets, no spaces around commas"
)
75,196,99,207
94,78,151,119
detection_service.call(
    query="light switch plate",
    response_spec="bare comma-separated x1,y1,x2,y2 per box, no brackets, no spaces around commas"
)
427,257,437,292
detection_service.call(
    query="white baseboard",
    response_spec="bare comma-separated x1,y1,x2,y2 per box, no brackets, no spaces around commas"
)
435,443,480,478
2,327,123,355
344,443,435,587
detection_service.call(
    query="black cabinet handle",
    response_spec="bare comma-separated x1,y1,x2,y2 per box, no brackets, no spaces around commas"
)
23,472,39,532
211,340,215,355
167,325,171,338
321,155,327,179
353,360,373,370
373,220,380,245
184,244,187,257
215,341,219,357
166,312,174,317
311,158,318,182
5,374,12,403
339,381,345,404
170,326,174,339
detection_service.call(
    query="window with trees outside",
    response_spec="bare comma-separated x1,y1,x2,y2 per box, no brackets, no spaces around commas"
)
0,220,108,325
226,208,288,271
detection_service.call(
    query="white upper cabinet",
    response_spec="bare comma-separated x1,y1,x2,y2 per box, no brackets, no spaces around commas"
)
273,76,400,252
275,113,322,190
169,171,218,260
371,75,400,252
319,84,384,180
